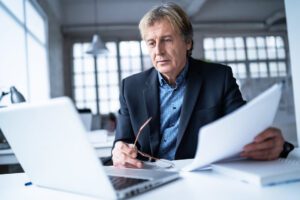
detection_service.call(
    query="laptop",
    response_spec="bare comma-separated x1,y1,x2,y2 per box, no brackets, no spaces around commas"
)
0,97,179,199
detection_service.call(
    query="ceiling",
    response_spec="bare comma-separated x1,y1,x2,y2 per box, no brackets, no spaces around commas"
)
41,0,286,35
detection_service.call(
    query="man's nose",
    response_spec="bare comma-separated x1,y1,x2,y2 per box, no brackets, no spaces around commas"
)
155,42,165,55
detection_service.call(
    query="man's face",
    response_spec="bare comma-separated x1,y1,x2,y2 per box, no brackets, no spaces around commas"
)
144,19,191,81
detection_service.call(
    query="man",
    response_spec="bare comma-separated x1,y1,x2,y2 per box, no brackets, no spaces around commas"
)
112,2,293,168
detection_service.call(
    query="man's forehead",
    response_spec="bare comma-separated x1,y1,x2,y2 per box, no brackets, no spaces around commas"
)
143,20,178,40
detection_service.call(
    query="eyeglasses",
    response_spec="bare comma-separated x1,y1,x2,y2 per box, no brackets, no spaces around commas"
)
133,117,175,169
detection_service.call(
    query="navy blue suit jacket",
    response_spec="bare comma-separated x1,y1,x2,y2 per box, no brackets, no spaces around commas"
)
114,57,246,160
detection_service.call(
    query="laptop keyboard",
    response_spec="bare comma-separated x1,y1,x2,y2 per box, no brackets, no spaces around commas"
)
109,176,149,190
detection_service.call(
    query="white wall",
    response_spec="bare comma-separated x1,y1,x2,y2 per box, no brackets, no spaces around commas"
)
285,0,300,145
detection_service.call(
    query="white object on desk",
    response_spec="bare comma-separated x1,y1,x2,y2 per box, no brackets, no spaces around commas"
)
87,129,114,158
212,158,300,186
183,83,282,171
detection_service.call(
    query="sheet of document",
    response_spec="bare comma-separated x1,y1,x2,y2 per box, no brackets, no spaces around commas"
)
182,83,282,171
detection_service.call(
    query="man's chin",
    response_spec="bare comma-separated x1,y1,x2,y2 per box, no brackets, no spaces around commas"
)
156,67,172,75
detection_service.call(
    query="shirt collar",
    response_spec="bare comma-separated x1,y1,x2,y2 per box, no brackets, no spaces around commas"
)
158,60,189,88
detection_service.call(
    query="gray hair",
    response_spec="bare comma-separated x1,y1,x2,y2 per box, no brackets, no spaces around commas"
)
139,2,194,56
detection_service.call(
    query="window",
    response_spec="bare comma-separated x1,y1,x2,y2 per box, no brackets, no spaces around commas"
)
72,40,151,114
120,41,142,79
203,36,288,80
0,0,49,104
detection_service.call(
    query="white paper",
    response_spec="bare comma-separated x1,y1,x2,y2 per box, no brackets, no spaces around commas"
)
182,83,282,171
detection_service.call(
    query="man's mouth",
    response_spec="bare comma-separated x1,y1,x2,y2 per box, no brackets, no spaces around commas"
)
157,60,170,64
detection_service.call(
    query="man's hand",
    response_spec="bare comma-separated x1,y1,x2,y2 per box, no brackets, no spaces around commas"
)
112,141,143,168
241,127,284,160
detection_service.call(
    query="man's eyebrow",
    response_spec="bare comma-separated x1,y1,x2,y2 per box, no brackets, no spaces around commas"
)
161,35,172,39
146,35,173,42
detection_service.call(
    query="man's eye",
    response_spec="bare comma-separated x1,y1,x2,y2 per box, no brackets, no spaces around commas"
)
147,42,155,47
164,38,172,42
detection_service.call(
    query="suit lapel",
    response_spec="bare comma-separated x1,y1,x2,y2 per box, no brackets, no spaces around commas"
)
143,70,161,156
175,59,203,151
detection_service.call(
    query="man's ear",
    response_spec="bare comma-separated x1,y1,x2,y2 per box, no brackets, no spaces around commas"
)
186,40,192,50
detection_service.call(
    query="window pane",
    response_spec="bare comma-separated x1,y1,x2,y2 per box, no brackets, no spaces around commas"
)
225,38,234,48
99,87,108,100
248,49,257,60
131,57,141,70
106,42,117,56
257,49,267,60
74,88,84,101
107,57,117,71
216,50,225,61
100,101,109,114
83,57,94,72
256,37,265,47
276,36,284,48
236,49,245,60
121,58,130,70
235,37,244,48
237,63,247,78
143,56,152,69
250,63,259,78
277,48,286,59
98,72,108,86
74,74,83,86
85,87,96,101
110,86,119,100
205,50,215,60
27,35,50,101
0,6,28,99
108,72,118,85
84,73,95,86
226,49,235,61
246,37,255,48
25,0,46,44
120,41,140,56
259,62,268,77
204,38,214,49
73,44,82,58
266,36,276,47
1,0,24,22
215,38,224,49
110,100,120,113
278,62,287,76
73,58,83,73
269,62,278,77
267,48,276,59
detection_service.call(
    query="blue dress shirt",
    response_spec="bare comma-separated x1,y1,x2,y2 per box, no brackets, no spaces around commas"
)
157,63,188,160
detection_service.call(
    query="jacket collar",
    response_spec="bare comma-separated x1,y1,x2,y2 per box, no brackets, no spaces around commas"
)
143,69,161,156
175,57,203,152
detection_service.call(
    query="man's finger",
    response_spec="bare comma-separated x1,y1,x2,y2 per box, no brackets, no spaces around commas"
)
254,128,281,143
115,142,138,158
243,139,275,152
113,152,142,168
241,149,278,160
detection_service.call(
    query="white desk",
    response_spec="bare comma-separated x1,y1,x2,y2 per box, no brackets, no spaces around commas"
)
0,131,114,165
0,149,300,200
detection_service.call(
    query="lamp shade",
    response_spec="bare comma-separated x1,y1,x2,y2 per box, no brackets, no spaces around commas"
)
86,34,108,55
10,86,25,103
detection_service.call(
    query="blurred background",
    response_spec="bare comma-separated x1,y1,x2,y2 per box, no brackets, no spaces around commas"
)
0,0,298,147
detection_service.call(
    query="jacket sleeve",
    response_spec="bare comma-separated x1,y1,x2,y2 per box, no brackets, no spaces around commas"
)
222,66,246,114
114,79,135,146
